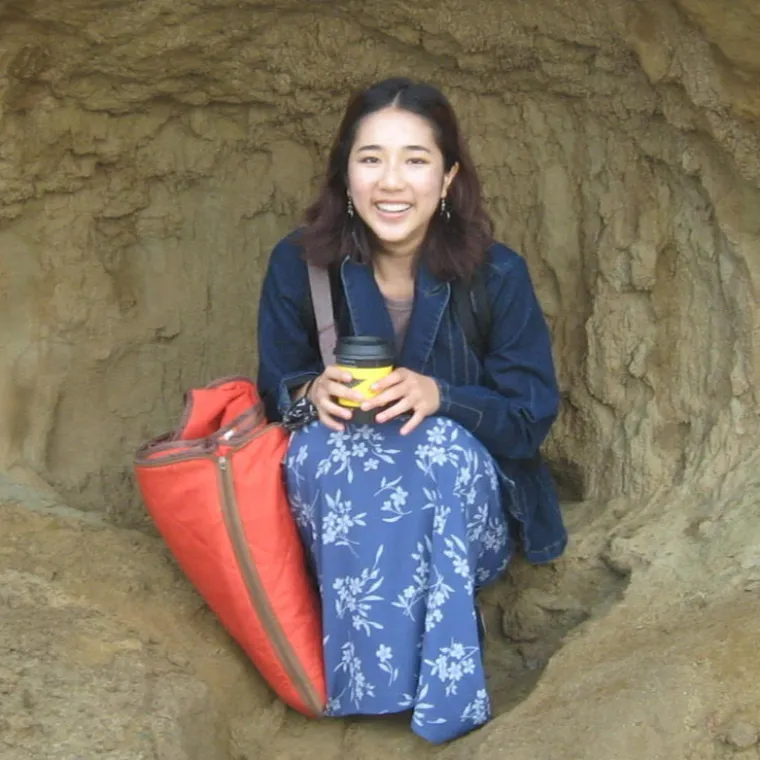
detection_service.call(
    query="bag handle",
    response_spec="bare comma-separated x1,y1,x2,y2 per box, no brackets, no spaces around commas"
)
306,262,338,367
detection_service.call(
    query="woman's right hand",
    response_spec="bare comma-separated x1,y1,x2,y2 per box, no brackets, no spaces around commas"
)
307,365,362,432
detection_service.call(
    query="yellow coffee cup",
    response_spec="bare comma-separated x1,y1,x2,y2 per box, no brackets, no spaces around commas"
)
335,336,394,424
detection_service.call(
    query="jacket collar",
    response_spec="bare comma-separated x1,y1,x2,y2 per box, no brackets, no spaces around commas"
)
339,256,450,372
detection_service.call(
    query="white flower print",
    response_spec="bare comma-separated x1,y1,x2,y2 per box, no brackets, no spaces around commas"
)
444,534,474,595
391,536,455,630
376,644,399,685
434,503,451,536
484,455,500,492
460,689,490,725
420,486,448,534
466,502,490,544
392,538,431,620
286,443,319,554
315,428,400,483
377,476,412,522
332,546,385,635
323,489,367,553
288,489,319,556
400,680,447,727
453,448,493,510
325,696,342,715
335,641,376,707
424,566,456,631
426,639,481,697
415,443,458,475
426,422,449,446
482,515,508,554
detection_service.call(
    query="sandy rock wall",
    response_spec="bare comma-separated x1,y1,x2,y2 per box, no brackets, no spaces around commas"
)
0,0,758,525
1,2,760,759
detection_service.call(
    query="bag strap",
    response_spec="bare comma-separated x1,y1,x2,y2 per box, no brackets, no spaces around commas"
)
306,262,338,367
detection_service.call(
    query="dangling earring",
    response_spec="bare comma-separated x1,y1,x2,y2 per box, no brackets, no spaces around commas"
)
440,197,451,222
347,195,355,218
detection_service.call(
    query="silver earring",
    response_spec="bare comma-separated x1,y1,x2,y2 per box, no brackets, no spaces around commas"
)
347,196,355,218
440,197,451,222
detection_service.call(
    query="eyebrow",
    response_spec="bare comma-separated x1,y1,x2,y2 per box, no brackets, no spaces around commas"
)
356,144,432,153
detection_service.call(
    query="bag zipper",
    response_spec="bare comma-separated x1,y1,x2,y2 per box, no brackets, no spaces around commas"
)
217,454,324,717
134,419,277,468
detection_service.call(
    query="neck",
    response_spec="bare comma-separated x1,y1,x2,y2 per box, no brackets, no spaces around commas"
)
373,247,416,280
372,248,416,301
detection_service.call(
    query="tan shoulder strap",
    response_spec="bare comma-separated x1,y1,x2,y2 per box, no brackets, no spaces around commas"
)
306,262,337,367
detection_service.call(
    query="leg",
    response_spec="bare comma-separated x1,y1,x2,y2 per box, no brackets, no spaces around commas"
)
284,417,512,742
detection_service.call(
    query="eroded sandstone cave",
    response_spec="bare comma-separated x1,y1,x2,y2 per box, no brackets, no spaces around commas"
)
1,1,759,759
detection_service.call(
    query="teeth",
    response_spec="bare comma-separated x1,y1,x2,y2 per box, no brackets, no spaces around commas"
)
376,203,411,212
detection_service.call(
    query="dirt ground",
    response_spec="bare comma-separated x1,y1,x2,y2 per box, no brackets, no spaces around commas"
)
3,470,758,760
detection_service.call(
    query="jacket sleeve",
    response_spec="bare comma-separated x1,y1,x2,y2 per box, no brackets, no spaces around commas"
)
435,254,559,461
256,238,322,421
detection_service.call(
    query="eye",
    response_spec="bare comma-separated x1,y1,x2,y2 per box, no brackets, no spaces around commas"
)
358,156,380,164
407,157,429,165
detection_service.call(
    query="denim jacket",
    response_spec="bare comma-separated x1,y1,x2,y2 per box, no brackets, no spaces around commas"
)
257,233,567,564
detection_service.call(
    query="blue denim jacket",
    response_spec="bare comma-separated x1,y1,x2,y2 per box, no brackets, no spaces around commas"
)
257,233,567,564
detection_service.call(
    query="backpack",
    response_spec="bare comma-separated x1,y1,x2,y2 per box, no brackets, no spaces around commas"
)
302,263,493,364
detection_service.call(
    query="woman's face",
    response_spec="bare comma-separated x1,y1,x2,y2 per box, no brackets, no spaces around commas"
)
347,107,458,258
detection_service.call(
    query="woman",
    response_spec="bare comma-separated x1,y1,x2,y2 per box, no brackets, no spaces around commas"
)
256,78,566,743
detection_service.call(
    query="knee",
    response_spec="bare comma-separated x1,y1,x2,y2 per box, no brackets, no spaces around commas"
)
408,416,490,457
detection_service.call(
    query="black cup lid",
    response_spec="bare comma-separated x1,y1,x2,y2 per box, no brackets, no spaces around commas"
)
335,336,394,362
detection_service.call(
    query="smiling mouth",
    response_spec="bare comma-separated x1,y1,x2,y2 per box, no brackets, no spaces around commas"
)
375,202,412,213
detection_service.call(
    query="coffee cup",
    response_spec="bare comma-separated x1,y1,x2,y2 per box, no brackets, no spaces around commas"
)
335,336,394,424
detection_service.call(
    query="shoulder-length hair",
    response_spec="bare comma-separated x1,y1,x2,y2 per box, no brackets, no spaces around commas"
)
300,77,493,283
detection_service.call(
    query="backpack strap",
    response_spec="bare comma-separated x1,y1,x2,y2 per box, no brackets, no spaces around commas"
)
306,262,338,367
470,266,492,354
452,266,492,360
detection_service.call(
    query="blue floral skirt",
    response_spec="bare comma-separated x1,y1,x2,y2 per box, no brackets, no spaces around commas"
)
285,416,512,743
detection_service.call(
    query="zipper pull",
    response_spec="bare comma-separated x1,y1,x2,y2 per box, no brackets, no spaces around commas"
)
218,455,228,470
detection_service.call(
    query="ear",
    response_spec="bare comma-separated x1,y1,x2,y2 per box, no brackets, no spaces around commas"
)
442,162,460,197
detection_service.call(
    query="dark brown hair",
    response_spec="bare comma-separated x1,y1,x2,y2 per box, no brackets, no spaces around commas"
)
300,77,493,282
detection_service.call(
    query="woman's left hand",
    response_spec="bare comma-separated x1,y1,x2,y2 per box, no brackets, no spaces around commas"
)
361,368,441,435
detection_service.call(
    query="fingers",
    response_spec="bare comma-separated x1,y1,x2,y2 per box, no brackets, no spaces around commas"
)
308,365,361,432
316,409,346,433
317,365,364,405
367,368,406,394
322,380,361,403
364,371,440,429
318,396,354,422
321,365,354,384
361,370,410,411
400,410,426,436
307,366,437,433
375,396,413,424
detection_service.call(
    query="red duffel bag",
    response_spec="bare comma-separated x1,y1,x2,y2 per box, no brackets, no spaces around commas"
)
133,376,326,717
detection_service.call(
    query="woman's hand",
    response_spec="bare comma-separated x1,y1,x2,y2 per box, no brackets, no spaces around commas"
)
361,368,441,435
306,366,364,433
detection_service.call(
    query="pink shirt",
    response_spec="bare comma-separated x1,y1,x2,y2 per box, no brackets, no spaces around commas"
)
385,296,414,354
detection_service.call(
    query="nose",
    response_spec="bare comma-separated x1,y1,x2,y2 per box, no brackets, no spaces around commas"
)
378,159,405,191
